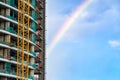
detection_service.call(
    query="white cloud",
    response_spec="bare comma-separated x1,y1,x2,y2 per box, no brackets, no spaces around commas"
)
108,40,120,47
80,11,89,18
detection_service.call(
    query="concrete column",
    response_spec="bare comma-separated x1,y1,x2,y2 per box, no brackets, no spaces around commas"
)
0,22,4,29
0,62,4,71
31,46,35,51
0,77,7,80
4,49,10,59
0,35,4,42
30,69,34,76
5,9,10,16
5,22,10,27
0,48,3,57
30,57,35,64
0,9,5,16
5,35,10,42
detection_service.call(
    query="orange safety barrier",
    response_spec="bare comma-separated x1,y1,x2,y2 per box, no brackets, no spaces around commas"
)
36,41,41,47
37,0,42,3
36,7,39,11
36,31,41,35
37,54,41,58
36,78,38,80
38,65,42,70
38,20,41,25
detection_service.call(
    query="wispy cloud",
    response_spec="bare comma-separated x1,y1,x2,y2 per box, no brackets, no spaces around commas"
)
108,40,120,47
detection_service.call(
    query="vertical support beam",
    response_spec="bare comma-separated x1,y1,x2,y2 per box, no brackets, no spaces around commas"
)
25,0,30,79
42,0,46,80
16,0,20,79
21,0,25,79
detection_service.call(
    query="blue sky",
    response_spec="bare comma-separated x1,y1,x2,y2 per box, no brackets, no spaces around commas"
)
46,0,120,80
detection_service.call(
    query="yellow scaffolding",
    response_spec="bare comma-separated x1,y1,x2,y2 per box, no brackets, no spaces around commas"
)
17,0,30,80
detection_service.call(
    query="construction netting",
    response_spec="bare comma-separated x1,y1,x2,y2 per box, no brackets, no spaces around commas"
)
6,26,17,34
31,0,36,7
5,62,11,73
30,51,37,57
31,21,37,31
31,34,36,43
32,10,37,20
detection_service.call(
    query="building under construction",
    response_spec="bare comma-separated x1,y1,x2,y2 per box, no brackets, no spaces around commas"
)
0,0,45,80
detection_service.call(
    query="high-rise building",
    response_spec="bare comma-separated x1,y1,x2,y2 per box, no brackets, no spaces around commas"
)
0,0,45,80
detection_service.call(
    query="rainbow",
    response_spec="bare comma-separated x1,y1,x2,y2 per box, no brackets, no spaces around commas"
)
47,0,93,57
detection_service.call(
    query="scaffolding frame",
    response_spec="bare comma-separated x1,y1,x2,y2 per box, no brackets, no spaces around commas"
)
17,0,30,80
